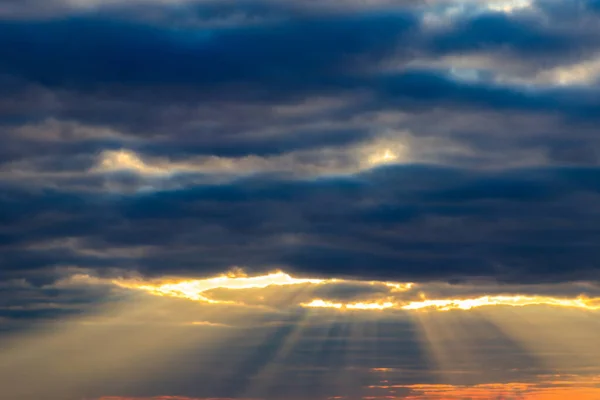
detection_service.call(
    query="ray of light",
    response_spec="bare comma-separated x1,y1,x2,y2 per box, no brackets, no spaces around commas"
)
301,299,396,310
235,286,316,398
409,311,474,385
0,292,269,400
407,309,549,387
53,270,600,400
479,307,600,375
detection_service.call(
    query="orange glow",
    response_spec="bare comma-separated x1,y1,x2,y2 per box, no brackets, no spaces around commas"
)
112,270,413,308
396,379,600,400
301,299,344,309
301,294,600,312
111,271,600,312
402,295,600,311
113,270,325,304
95,377,600,400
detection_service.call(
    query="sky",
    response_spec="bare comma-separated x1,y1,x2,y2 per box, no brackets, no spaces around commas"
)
1,0,600,399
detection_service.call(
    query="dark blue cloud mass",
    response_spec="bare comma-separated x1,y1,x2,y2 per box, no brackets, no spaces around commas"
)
1,165,600,286
1,0,600,326
0,13,417,88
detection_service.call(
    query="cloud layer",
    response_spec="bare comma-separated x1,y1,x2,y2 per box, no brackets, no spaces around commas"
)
1,0,600,326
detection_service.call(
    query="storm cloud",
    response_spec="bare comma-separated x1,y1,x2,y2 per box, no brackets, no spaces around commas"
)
1,0,600,328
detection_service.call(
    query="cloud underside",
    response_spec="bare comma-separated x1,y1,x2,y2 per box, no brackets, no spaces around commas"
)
2,165,600,291
104,270,600,312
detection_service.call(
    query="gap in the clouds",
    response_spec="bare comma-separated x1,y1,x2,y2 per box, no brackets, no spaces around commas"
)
2,269,600,399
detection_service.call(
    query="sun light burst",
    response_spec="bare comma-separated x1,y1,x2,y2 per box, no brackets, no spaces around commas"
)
402,295,600,311
112,271,600,313
300,299,396,310
113,270,326,304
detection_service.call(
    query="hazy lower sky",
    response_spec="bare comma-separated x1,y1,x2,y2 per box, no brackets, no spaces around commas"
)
1,0,600,399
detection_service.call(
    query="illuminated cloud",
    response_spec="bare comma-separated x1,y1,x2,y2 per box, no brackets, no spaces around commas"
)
373,376,600,400
113,270,325,304
301,299,396,310
109,270,600,312
94,138,410,182
486,0,532,13
402,295,600,311
535,55,600,85
301,294,600,312
97,150,171,176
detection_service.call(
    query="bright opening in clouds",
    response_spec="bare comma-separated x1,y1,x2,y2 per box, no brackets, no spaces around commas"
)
1,0,600,399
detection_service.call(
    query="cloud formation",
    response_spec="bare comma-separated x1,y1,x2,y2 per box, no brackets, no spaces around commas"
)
2,165,600,294
4,2,600,399
2,0,600,371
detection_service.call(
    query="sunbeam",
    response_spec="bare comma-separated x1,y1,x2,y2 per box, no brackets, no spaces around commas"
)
480,307,600,375
0,292,271,400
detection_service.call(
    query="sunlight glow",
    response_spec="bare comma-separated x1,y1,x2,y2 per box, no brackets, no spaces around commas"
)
112,271,600,313
367,148,399,166
536,56,600,85
402,295,600,311
300,294,600,312
301,299,395,310
97,149,170,175
113,270,325,304
0,296,236,399
487,0,531,13
391,378,600,400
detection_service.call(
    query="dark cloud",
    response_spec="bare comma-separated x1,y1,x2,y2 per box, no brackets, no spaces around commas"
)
0,13,417,88
0,1,599,177
431,13,570,55
429,1,600,61
1,165,600,285
1,2,598,105
2,0,600,332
